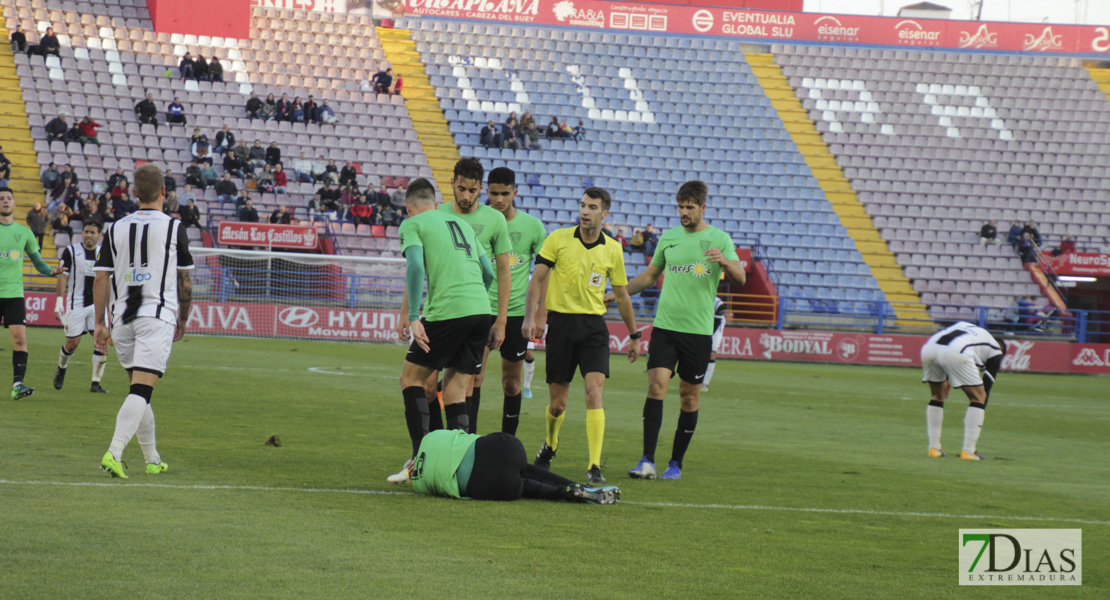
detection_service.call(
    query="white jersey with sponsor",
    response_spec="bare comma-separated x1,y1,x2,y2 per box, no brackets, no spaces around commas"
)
59,243,99,310
924,322,1002,367
94,210,194,326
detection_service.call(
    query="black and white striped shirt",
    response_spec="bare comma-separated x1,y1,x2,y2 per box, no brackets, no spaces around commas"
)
713,297,726,335
59,243,99,310
94,210,194,325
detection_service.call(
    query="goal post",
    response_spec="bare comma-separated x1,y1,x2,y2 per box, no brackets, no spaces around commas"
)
186,247,407,343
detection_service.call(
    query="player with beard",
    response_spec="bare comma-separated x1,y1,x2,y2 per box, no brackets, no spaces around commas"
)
54,221,111,393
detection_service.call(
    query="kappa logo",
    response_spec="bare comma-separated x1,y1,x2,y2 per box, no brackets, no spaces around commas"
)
691,9,714,33
278,306,320,328
959,24,998,49
1072,348,1105,367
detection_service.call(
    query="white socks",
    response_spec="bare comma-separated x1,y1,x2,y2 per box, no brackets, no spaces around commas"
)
522,358,535,389
58,346,74,369
108,395,148,461
137,405,160,465
963,405,985,454
927,404,944,449
703,361,717,387
92,352,107,383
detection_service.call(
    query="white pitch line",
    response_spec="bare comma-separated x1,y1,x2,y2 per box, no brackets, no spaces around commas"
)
1,479,1106,525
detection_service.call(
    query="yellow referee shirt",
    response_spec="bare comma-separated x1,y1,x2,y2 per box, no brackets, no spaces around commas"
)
536,226,628,315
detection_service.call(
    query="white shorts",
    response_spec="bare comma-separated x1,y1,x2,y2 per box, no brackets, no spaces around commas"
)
711,327,724,353
111,317,176,377
527,341,535,351
64,305,96,338
921,342,983,389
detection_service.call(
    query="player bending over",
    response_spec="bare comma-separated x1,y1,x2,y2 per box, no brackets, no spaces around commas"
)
54,221,110,393
920,321,1006,460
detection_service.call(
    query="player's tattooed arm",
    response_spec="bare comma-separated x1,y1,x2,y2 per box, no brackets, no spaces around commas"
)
178,270,192,319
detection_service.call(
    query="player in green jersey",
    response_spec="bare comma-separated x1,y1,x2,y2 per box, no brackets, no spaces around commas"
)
614,181,746,480
391,178,495,484
479,167,546,436
409,429,619,505
0,187,64,400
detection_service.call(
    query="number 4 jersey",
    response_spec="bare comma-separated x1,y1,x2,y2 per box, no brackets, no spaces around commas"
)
398,209,491,322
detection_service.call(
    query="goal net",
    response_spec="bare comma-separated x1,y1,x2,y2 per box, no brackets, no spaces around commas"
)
187,247,406,343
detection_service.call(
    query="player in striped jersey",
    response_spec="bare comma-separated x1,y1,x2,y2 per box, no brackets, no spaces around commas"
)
53,220,110,393
701,296,726,392
94,164,194,478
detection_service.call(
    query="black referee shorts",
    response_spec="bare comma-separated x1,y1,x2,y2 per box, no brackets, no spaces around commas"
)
0,298,26,328
545,311,610,384
647,327,713,385
499,315,530,362
465,432,527,501
406,314,491,375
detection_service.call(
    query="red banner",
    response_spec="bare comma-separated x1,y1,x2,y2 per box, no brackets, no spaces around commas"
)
736,248,752,273
217,222,321,250
1070,344,1110,374
25,292,63,328
1048,253,1110,277
185,300,403,341
402,0,1110,55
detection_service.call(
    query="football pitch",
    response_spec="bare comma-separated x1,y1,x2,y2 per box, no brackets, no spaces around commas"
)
1,329,1106,599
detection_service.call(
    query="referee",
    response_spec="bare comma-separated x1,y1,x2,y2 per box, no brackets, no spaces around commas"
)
522,187,639,484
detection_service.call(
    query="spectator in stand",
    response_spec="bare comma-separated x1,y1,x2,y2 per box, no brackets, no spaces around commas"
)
307,193,324,221
189,127,204,144
373,183,391,208
311,155,328,183
339,185,354,207
191,134,212,165
1023,220,1043,247
1018,232,1038,263
10,25,26,53
522,120,542,149
162,169,177,194
185,160,204,189
40,162,61,191
371,68,393,94
1006,220,1024,250
390,183,406,211
293,153,313,183
273,164,288,195
25,202,48,247
79,194,103,225
213,124,235,155
265,141,282,168
233,139,251,172
979,220,1000,246
339,162,358,187
318,183,342,209
323,159,339,185
269,206,292,224
163,192,180,219
49,174,79,212
246,92,263,119
0,145,11,186
248,140,266,171
481,120,502,148
256,164,276,195
501,118,522,150
391,73,403,95
1052,235,1077,256
112,192,137,219
222,149,246,179
52,203,74,237
106,167,127,195
629,228,644,253
291,97,306,123
166,96,187,125
215,173,238,203
61,164,79,187
200,162,219,189
303,96,318,123
350,195,374,226
506,111,517,126
193,54,209,82
519,110,536,133
572,119,586,142
45,113,68,142
179,52,196,80
208,57,223,83
379,205,400,227
179,185,196,207
316,99,336,124
641,223,658,256
545,116,561,139
38,26,60,57
260,93,277,121
77,116,101,145
274,93,292,122
238,199,259,223
559,119,572,139
180,198,201,229
234,189,249,209
1017,296,1037,327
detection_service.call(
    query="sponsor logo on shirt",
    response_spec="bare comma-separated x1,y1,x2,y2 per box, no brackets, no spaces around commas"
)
667,262,711,277
123,268,153,283
0,250,21,261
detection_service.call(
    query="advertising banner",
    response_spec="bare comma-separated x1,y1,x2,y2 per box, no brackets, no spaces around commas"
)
25,292,63,328
217,222,321,250
1048,253,1110,278
250,0,349,13
402,0,1110,55
185,300,402,342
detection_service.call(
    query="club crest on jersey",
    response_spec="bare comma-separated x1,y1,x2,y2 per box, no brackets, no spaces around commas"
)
510,231,522,245
0,250,21,261
668,262,711,278
471,223,485,236
700,239,711,252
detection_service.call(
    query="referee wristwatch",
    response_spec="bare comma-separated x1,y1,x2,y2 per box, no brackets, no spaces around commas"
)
629,331,642,340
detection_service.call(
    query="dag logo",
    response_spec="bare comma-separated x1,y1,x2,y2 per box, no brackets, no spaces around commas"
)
959,24,998,48
1024,27,1064,52
278,306,320,328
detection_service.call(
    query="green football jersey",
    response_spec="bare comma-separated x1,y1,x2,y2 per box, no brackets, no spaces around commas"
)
650,225,739,335
503,210,546,317
0,222,40,298
398,209,490,322
438,202,510,315
412,429,481,499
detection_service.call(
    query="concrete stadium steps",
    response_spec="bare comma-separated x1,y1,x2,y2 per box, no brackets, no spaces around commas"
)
378,26,458,200
748,52,924,323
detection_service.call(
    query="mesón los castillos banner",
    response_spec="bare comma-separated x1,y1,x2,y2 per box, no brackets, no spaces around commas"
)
402,0,1110,55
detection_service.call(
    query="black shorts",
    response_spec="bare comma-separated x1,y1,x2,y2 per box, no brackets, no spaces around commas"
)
465,432,527,501
647,327,712,385
0,298,26,328
406,314,491,375
499,315,529,362
545,311,609,384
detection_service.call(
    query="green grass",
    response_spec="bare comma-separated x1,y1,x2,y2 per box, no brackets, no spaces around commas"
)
1,329,1106,598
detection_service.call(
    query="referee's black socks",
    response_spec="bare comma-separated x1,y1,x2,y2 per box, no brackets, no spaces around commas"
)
671,409,699,469
642,398,664,464
502,392,522,436
445,402,469,431
427,397,444,432
12,350,28,385
466,389,481,434
402,386,429,457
